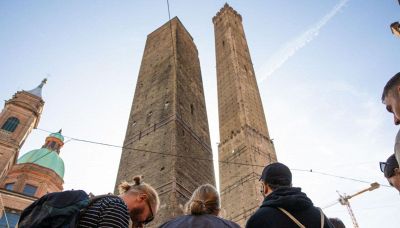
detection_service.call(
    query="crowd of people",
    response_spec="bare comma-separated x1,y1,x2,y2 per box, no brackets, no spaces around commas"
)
19,72,400,227
76,163,339,228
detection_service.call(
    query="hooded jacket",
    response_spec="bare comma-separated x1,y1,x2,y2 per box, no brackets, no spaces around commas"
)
246,187,334,228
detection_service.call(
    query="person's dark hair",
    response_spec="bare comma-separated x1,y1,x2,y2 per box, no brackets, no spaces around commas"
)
265,182,291,191
185,184,220,215
382,72,400,102
382,154,399,178
329,217,346,228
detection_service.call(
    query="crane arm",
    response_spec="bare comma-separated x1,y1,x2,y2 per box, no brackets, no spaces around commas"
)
346,182,380,200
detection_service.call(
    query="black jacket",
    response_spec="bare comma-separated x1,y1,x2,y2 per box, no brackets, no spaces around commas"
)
159,214,241,228
246,187,334,228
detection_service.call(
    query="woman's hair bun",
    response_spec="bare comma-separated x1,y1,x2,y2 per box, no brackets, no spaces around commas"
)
133,175,143,185
189,200,207,215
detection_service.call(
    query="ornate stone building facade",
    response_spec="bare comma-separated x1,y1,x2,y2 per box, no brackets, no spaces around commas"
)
0,81,65,227
115,17,215,227
213,4,277,226
0,80,46,181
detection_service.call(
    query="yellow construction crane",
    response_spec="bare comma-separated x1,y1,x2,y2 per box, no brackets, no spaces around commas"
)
337,182,380,228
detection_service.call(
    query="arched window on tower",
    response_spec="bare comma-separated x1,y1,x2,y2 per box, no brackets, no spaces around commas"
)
1,117,20,132
5,183,14,191
50,141,56,149
22,184,37,196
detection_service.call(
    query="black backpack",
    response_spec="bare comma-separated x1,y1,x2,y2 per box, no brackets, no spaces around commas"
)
18,190,117,228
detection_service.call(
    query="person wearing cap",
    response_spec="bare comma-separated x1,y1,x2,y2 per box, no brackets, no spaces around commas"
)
380,154,400,192
246,162,333,228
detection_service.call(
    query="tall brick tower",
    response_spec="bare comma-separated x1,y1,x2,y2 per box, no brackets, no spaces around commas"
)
115,17,215,227
213,4,277,226
0,79,46,181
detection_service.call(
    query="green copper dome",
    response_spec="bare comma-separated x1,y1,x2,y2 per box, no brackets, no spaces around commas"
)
49,131,64,142
17,148,65,178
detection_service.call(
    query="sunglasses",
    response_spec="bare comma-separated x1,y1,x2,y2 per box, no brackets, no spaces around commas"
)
130,197,154,227
142,198,154,225
380,162,387,173
380,161,397,179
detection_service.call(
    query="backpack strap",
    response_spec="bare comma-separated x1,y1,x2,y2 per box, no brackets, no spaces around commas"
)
318,207,324,228
88,194,120,206
277,207,306,228
80,194,120,213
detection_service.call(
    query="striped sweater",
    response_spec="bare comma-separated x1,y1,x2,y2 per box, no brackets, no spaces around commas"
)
78,196,130,228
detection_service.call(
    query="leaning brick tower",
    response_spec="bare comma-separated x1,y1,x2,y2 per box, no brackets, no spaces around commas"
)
213,4,277,226
115,17,215,227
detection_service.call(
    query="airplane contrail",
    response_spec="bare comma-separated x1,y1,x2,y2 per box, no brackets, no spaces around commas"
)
258,0,349,83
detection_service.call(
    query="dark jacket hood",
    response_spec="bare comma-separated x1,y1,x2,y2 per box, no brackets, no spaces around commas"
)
261,187,314,211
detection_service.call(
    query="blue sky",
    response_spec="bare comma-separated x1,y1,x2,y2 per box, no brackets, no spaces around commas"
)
1,1,399,227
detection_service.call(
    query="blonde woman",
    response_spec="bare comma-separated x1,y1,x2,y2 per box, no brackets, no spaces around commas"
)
159,184,240,228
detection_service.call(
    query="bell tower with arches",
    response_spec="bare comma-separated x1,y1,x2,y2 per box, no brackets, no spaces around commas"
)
0,79,46,180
